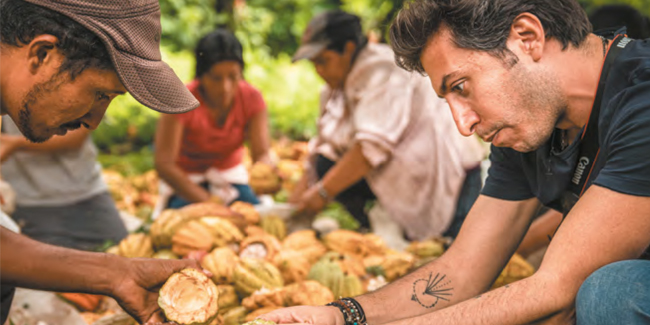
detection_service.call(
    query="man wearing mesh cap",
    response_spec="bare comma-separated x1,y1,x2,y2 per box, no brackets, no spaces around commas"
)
0,0,201,323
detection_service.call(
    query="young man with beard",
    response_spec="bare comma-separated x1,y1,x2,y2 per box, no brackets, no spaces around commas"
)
261,0,650,324
0,0,202,323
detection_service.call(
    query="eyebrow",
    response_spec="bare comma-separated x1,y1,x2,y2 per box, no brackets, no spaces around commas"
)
107,90,126,95
437,71,460,98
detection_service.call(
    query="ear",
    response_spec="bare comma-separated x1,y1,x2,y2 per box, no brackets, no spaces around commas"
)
507,13,545,62
344,40,357,57
26,34,62,75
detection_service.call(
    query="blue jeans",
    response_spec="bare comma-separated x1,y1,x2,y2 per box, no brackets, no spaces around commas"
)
167,182,260,209
576,260,650,324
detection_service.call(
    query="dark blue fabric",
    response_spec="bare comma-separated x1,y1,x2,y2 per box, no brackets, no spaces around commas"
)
167,182,260,209
482,36,650,211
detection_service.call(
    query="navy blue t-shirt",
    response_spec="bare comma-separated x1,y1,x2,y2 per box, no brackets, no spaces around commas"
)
482,36,650,212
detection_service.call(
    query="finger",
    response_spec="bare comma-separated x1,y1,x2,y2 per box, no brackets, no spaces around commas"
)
166,258,202,273
144,310,167,324
259,311,303,324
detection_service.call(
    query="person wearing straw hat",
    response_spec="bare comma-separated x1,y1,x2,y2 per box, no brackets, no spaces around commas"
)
0,0,203,323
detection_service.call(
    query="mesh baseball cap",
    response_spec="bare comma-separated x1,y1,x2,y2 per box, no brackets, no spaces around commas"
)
292,11,361,63
23,0,199,113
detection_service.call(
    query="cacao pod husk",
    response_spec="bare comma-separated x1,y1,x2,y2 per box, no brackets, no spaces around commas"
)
152,249,179,260
202,247,240,284
283,281,334,306
150,209,190,249
172,220,214,257
242,288,285,311
221,306,247,325
491,253,535,289
259,216,287,241
230,201,260,225
281,230,327,264
272,250,311,284
117,233,153,258
216,285,240,313
180,202,247,230
200,217,244,247
233,258,284,295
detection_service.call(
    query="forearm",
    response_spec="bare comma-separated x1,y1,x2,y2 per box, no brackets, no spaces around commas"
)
1,227,122,295
155,163,210,203
356,196,541,324
252,150,273,166
387,273,572,325
517,210,563,257
321,143,372,196
355,251,489,324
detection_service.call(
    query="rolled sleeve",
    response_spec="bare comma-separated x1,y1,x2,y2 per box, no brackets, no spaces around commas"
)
350,62,414,167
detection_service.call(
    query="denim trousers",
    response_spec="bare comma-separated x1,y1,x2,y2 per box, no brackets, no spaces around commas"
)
167,182,260,209
576,259,650,324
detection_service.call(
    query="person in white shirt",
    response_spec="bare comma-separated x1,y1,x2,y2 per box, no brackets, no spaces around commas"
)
290,11,486,240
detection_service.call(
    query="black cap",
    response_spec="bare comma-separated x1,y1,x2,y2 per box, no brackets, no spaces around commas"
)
292,11,362,62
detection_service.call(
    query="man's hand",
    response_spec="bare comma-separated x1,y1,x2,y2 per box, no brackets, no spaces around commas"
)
0,134,25,162
109,257,202,324
259,305,344,325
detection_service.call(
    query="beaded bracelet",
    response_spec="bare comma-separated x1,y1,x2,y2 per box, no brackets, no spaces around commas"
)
326,298,368,325
343,298,367,325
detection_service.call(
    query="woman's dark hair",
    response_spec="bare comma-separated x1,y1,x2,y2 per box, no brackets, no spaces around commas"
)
389,0,592,74
324,10,368,53
0,0,113,79
194,29,244,78
589,4,650,39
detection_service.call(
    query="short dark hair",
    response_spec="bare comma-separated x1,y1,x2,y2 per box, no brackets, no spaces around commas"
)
194,29,244,78
0,0,113,79
323,10,368,53
389,0,592,74
589,4,650,39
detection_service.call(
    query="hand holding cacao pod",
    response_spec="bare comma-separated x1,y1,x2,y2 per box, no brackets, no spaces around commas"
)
108,257,204,324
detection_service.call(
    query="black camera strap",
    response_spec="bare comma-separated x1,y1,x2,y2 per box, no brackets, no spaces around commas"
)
561,35,631,214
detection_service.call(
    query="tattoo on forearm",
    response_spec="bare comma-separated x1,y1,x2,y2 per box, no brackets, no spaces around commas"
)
411,272,453,308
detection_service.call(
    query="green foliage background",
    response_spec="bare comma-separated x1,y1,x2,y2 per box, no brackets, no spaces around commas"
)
94,0,648,154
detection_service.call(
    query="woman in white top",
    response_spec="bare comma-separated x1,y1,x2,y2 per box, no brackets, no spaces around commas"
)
290,11,486,240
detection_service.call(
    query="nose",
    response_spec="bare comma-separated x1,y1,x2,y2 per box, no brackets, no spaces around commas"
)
220,78,234,94
81,100,110,130
314,64,326,80
448,100,479,137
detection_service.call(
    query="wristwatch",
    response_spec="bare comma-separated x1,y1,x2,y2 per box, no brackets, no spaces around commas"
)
316,181,330,201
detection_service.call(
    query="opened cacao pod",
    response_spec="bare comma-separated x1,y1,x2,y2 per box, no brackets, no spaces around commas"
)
239,234,282,262
158,268,219,325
